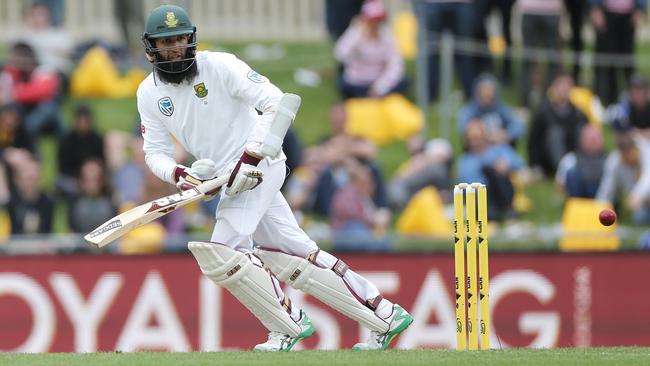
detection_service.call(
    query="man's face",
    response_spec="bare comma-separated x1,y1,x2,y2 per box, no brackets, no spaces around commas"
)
153,35,190,61
29,5,51,29
477,82,496,107
465,119,487,152
74,114,91,134
580,126,603,155
552,76,573,103
630,86,648,108
79,161,104,197
0,109,19,130
9,51,36,73
149,33,197,84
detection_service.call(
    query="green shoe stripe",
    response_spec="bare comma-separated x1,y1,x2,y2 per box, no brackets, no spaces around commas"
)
281,315,315,352
381,307,414,350
352,306,414,351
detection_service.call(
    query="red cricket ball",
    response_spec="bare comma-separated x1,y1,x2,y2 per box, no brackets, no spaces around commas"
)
599,209,617,226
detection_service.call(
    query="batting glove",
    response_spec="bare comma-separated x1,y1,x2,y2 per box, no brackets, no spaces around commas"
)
226,151,264,196
174,159,218,191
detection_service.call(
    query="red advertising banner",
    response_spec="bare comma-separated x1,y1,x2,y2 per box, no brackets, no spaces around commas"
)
0,253,648,352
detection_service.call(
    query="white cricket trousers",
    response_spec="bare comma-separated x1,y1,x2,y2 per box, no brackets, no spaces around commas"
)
209,158,381,303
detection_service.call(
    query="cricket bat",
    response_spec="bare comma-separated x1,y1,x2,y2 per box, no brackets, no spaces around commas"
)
84,175,229,248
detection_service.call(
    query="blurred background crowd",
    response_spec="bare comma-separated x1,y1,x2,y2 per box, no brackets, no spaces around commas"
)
0,0,649,254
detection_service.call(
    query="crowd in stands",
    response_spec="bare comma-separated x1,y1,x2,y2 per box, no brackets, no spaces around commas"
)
319,0,650,249
1,0,650,252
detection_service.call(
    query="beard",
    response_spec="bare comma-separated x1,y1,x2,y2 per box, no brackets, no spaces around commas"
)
154,52,198,85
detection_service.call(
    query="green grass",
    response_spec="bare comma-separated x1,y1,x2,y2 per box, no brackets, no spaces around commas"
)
2,348,650,366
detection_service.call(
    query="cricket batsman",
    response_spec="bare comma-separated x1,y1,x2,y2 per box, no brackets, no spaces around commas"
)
137,4,413,351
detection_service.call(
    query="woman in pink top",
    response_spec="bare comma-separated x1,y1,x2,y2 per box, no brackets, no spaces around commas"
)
334,0,407,99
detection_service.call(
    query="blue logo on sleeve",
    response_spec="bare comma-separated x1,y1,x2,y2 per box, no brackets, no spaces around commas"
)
247,70,267,83
158,97,174,116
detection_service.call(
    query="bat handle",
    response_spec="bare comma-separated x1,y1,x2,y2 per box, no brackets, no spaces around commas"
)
197,175,229,196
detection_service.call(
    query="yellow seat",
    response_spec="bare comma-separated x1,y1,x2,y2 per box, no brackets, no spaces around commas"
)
396,186,452,237
0,209,10,241
345,98,393,144
71,47,145,98
382,94,424,139
119,222,166,254
559,198,620,251
345,94,423,145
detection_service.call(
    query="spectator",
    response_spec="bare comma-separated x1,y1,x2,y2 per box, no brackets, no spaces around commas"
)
590,0,646,106
311,103,388,216
57,104,105,197
518,0,563,108
6,158,53,235
388,136,453,208
528,72,588,177
111,134,146,207
0,104,36,155
604,74,650,142
458,118,526,221
458,73,525,146
34,0,64,27
325,0,365,41
0,105,37,205
283,127,303,183
107,134,187,248
626,74,650,133
330,159,391,251
334,0,407,99
141,167,187,239
0,42,64,138
564,0,588,83
20,2,74,84
104,117,154,170
556,124,606,198
285,147,327,215
412,0,475,100
114,0,145,52
596,124,650,224
67,159,117,233
474,0,516,83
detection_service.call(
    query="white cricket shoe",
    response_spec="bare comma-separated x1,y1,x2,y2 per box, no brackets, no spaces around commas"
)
253,311,315,352
353,304,413,351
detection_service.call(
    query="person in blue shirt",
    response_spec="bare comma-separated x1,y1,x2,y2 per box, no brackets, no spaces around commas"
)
458,73,525,147
458,118,526,220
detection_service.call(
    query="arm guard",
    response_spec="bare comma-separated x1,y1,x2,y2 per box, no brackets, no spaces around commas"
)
247,93,301,159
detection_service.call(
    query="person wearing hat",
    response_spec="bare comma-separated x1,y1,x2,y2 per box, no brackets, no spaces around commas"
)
137,4,413,352
334,0,407,99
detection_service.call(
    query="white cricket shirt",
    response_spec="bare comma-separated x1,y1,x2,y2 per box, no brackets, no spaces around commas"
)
137,51,284,184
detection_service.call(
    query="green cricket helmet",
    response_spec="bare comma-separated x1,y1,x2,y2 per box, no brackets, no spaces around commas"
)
142,4,197,74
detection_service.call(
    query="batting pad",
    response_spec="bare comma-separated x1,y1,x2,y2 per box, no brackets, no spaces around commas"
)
255,248,389,332
188,242,301,336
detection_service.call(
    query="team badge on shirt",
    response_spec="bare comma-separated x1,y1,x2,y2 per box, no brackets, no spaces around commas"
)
193,82,208,98
158,97,174,116
247,69,268,83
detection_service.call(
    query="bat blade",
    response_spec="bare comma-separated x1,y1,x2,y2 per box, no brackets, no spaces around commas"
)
84,175,229,247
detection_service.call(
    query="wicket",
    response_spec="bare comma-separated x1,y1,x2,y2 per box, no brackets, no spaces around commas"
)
454,183,490,350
